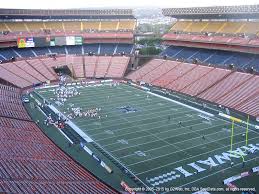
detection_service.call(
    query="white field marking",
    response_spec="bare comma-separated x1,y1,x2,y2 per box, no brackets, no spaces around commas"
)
90,110,193,136
94,115,202,142
101,120,222,147
172,157,258,192
147,91,214,117
143,127,193,157
58,96,178,120
111,122,223,154
75,103,186,125
77,108,192,131
127,126,250,167
117,124,229,160
134,135,259,176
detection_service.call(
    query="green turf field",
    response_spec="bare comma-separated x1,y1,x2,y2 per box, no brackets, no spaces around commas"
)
37,83,259,193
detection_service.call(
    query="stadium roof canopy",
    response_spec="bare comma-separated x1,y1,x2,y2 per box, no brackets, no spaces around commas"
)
0,8,135,20
162,4,259,19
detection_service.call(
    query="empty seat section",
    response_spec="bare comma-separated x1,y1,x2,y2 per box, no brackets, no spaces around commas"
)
187,22,208,33
2,63,39,84
0,48,18,59
191,49,215,62
238,22,259,34
26,59,56,81
95,56,112,77
201,22,224,33
63,22,81,32
84,56,97,77
83,44,99,54
49,46,66,54
106,56,129,77
118,21,136,31
116,44,133,54
33,47,50,56
142,60,179,83
235,94,259,117
101,21,118,31
161,46,185,57
5,22,27,32
216,76,259,108
224,53,254,68
182,68,231,96
66,45,82,55
175,47,200,61
44,22,63,31
82,22,100,31
219,22,243,34
158,62,196,88
167,65,212,91
170,21,190,32
206,50,233,65
13,48,35,58
198,72,253,102
14,61,46,83
0,66,31,88
66,56,84,78
25,22,44,31
126,59,165,81
99,44,116,55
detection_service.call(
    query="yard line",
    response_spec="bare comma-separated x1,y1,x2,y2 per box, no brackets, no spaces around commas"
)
110,122,220,153
90,109,192,136
77,108,192,132
76,103,187,126
134,135,259,175
101,117,203,146
118,124,228,159
94,115,201,141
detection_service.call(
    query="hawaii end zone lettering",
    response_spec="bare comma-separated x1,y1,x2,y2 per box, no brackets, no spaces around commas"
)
147,143,259,187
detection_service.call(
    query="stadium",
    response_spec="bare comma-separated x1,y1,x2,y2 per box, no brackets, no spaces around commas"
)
0,2,258,194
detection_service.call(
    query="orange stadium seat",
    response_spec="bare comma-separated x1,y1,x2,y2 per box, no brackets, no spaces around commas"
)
118,21,136,31
63,21,82,32
100,21,118,31
82,21,100,31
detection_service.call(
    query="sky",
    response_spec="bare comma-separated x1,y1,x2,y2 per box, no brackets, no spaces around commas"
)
0,0,258,9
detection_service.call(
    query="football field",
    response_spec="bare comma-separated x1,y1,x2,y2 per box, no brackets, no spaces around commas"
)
37,83,259,193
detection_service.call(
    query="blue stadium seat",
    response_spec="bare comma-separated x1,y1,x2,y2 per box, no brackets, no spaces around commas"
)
205,50,233,66
116,44,133,54
99,44,116,55
224,53,255,68
33,47,50,56
13,48,35,58
0,48,19,59
83,44,99,54
66,45,83,55
160,46,185,57
49,46,66,54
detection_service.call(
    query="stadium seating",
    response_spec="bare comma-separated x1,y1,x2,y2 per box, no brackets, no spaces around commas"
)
198,72,253,102
95,56,112,77
161,45,259,71
106,56,130,78
0,44,134,60
170,21,259,35
0,21,136,33
84,56,98,77
100,21,118,31
99,44,116,55
0,85,117,193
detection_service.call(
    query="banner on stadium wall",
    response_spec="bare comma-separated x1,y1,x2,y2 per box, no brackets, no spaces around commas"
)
75,36,83,45
66,36,75,45
17,37,35,48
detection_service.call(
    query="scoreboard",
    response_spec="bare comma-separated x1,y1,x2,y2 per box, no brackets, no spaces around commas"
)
17,37,35,48
17,36,83,48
